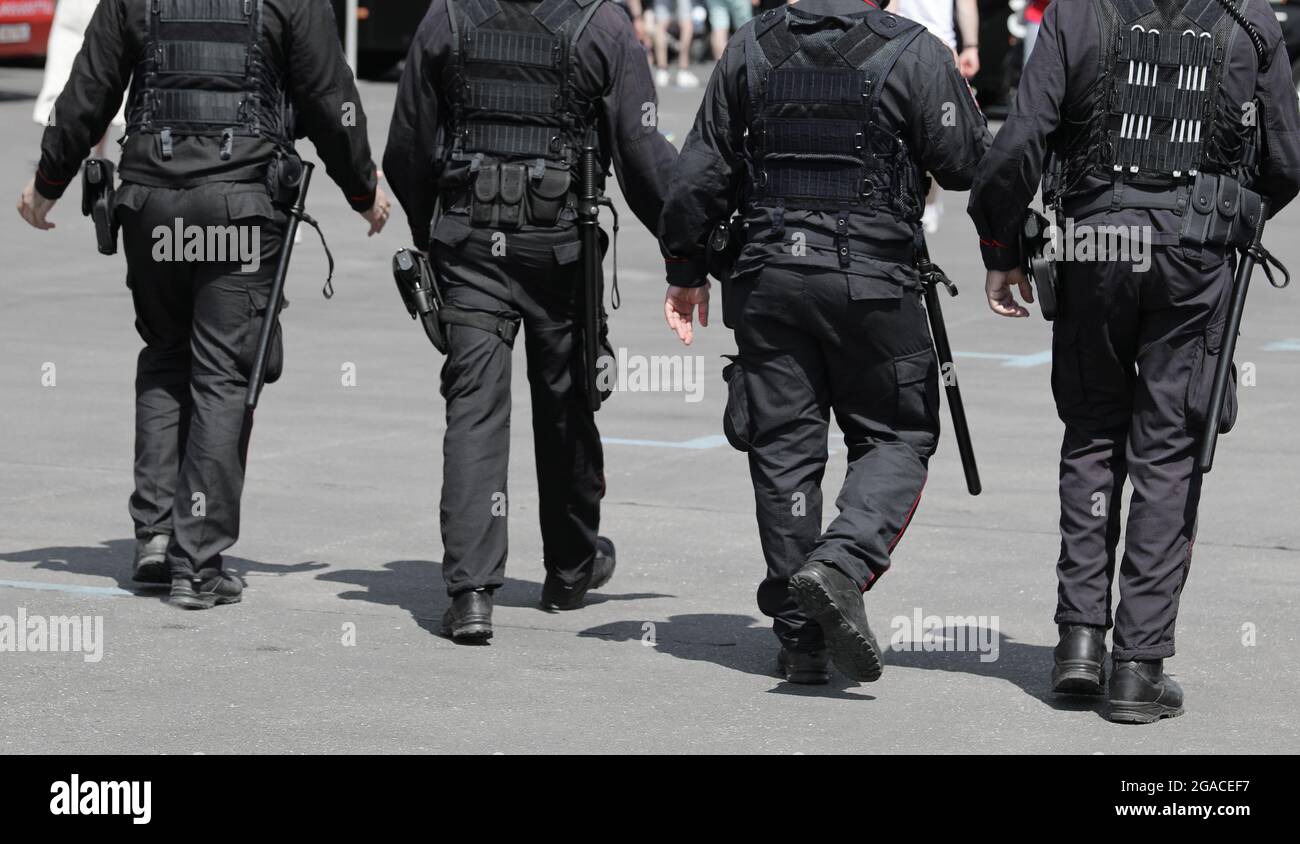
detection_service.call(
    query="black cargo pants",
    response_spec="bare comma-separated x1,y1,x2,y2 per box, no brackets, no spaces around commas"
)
1052,241,1237,661
723,265,940,650
430,214,603,597
117,181,286,578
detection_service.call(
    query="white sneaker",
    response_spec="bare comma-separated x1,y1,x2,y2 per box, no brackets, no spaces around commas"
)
675,69,700,88
922,197,943,234
655,68,670,87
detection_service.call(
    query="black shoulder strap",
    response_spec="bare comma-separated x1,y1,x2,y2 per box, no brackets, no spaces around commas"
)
460,0,502,26
1110,0,1156,23
859,15,924,113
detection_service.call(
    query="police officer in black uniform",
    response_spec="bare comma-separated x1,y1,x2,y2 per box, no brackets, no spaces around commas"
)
17,0,387,609
383,0,677,642
661,0,991,684
969,0,1300,721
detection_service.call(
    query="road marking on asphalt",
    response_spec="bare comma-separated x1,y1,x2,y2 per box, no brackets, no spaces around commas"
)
954,351,1052,368
601,434,731,449
1263,339,1300,351
0,579,131,597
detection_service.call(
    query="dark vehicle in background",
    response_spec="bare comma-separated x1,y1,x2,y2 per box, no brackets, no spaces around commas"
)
332,0,430,78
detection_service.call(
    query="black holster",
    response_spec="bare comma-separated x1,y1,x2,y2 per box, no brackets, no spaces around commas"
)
393,248,449,354
81,159,118,255
706,216,744,284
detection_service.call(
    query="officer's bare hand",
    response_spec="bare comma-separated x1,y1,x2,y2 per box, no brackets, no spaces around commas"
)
16,178,56,231
361,185,391,237
958,46,980,79
665,283,710,346
986,267,1033,318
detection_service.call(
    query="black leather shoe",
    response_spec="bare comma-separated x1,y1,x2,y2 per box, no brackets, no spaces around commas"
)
788,561,882,682
541,536,616,611
133,534,171,585
1052,624,1107,695
776,647,830,685
1108,659,1185,724
440,590,493,643
170,570,243,610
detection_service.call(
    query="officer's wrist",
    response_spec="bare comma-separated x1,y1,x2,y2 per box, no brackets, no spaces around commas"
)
665,255,707,287
34,168,69,201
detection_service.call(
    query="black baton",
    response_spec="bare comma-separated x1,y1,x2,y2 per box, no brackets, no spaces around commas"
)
578,143,603,413
917,244,982,496
246,161,314,410
1198,202,1267,474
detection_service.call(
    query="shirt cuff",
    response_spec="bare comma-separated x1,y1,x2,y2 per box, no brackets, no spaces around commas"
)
665,255,708,287
979,237,1020,272
347,189,376,213
35,167,71,201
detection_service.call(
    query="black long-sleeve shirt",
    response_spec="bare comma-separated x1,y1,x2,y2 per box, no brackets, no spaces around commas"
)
967,0,1300,271
382,0,678,251
659,0,993,286
35,0,377,211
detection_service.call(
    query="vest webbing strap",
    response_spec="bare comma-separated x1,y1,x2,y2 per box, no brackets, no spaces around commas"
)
157,41,248,76
465,80,559,114
465,29,560,67
464,123,557,157
158,0,250,22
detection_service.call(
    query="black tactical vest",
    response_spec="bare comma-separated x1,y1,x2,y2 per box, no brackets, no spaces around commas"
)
444,0,605,228
1053,0,1258,207
124,0,291,162
744,6,926,224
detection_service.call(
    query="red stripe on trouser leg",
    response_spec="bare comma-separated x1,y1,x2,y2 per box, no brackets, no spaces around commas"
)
863,479,927,593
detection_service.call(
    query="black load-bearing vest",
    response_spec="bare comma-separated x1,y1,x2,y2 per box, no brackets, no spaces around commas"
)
444,0,605,228
125,0,291,162
744,6,926,223
1052,0,1260,208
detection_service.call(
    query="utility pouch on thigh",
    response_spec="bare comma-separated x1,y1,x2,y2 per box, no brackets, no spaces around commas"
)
528,165,571,227
498,163,527,229
1180,173,1263,251
471,163,500,227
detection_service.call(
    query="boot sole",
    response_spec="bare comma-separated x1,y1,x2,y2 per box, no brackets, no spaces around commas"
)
171,592,241,610
441,617,493,643
1107,700,1185,724
1052,663,1105,696
133,558,170,585
789,568,882,683
781,668,831,685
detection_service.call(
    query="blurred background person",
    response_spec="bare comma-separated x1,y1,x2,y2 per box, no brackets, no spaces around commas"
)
705,0,756,61
647,0,700,87
890,0,979,233
32,0,124,158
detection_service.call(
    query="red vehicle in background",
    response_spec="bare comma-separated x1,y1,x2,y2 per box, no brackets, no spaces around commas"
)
0,0,54,59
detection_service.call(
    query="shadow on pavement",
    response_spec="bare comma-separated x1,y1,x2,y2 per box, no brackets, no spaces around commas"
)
318,558,672,639
0,538,324,601
885,625,1103,713
580,614,876,700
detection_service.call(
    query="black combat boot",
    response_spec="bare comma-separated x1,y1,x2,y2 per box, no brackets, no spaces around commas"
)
788,560,883,682
776,647,831,685
132,534,171,585
540,536,616,611
1108,659,1185,723
170,570,243,610
440,589,493,643
1052,624,1107,695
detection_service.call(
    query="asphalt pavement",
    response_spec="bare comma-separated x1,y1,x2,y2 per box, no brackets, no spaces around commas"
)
1,66,1297,754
